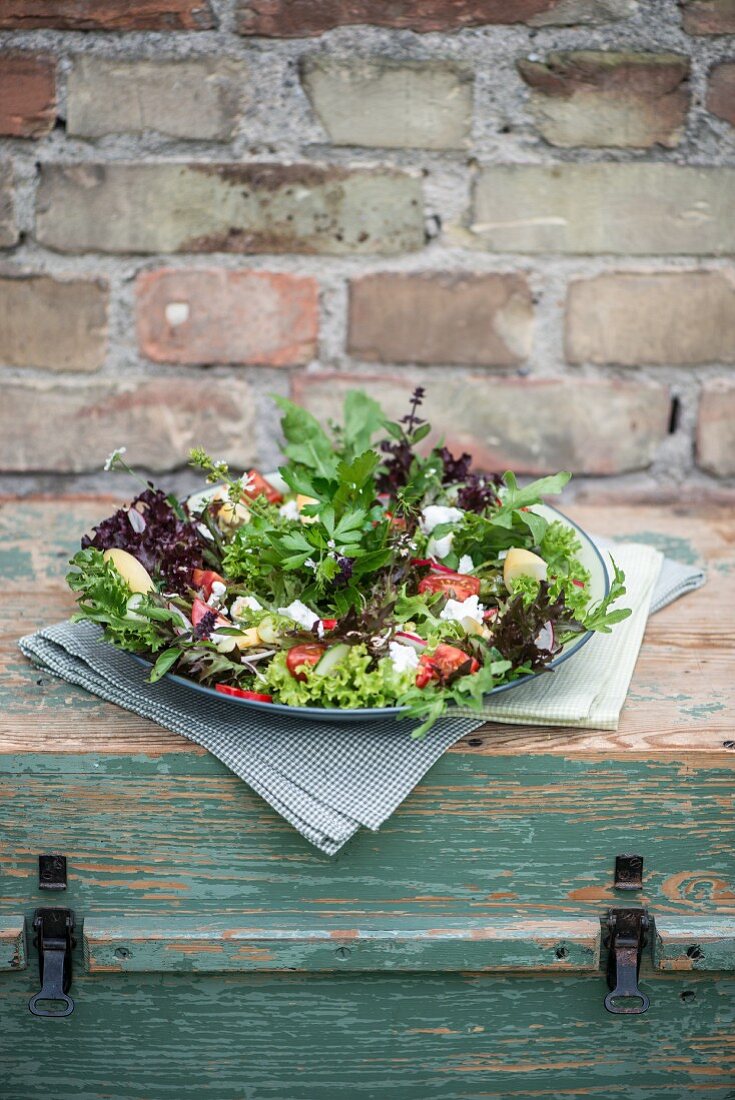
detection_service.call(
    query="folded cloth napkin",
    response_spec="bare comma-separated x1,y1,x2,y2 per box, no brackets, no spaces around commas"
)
19,539,705,856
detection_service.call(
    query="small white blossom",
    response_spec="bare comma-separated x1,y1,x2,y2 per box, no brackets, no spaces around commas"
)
231,595,263,620
103,447,127,471
278,600,320,631
420,505,463,535
327,539,336,550
304,558,318,572
389,641,420,673
458,554,475,575
279,499,300,521
440,594,485,627
427,532,454,560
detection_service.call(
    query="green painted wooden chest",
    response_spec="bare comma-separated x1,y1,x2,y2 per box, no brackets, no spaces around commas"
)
1,497,734,1098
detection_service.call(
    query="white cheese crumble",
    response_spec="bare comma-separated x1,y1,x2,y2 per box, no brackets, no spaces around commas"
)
231,595,263,620
277,599,320,631
427,532,454,560
458,554,475,575
279,499,300,521
420,505,464,535
388,641,420,673
440,594,485,627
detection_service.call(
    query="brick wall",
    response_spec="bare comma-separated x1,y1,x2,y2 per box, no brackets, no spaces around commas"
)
1,0,734,500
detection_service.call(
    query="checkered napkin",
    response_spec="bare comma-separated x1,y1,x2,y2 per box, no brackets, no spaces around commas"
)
19,540,704,856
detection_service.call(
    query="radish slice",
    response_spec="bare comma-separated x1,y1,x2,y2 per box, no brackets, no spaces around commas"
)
483,608,498,620
535,622,555,652
572,579,586,589
395,631,427,652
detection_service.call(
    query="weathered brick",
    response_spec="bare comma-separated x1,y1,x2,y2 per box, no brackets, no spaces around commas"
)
469,165,735,254
67,58,246,141
137,269,318,366
348,273,532,365
0,0,215,30
0,54,56,138
0,275,108,372
0,162,18,248
236,0,635,36
0,377,256,474
35,164,424,256
301,59,473,150
697,379,735,477
292,373,670,476
566,272,735,366
517,52,689,148
681,0,735,34
708,62,735,127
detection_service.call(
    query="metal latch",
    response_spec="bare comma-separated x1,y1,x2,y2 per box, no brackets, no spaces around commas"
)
28,908,75,1018
603,907,650,1015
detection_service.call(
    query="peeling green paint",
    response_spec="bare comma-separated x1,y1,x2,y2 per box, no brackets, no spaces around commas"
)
681,702,726,720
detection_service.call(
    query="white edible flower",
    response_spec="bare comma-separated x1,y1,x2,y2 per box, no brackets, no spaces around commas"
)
103,446,126,471
440,594,485,627
420,505,464,535
277,599,320,631
279,499,300,521
231,595,263,620
206,580,228,608
458,554,475,575
388,641,420,673
427,532,454,560
304,558,318,572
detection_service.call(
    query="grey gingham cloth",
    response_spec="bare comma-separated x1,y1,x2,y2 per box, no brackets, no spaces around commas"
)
19,540,704,855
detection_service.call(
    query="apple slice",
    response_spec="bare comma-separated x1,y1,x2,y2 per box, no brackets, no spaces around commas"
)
503,547,548,587
103,548,154,594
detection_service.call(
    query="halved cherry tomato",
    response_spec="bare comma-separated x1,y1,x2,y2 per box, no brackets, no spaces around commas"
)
243,470,283,505
320,619,338,632
216,684,273,703
286,643,326,682
191,568,226,599
417,572,481,601
191,597,228,630
416,643,480,688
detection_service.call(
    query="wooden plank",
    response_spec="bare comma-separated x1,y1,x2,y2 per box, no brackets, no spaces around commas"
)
1,969,733,1098
655,917,735,971
2,497,733,760
83,916,601,974
0,918,26,971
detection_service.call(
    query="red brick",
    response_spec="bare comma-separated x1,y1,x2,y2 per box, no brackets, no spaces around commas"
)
0,0,215,30
292,372,670,476
236,0,629,36
681,0,735,33
0,54,56,138
137,269,319,366
348,273,532,366
708,63,735,127
697,379,735,477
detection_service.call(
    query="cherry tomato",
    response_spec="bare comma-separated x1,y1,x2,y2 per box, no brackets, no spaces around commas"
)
286,643,326,682
416,643,480,688
243,470,283,505
216,684,273,703
191,568,226,599
417,572,481,601
320,619,338,631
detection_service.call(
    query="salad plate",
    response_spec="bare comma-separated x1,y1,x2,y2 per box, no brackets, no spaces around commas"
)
67,388,629,737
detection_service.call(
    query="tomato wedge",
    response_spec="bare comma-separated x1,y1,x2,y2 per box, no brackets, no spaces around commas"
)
416,643,480,689
417,572,481,601
286,643,326,682
216,684,273,703
243,470,283,505
320,619,338,631
191,568,226,599
191,596,228,630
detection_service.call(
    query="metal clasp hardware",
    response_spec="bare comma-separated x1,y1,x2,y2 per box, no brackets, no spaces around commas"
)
28,908,75,1018
614,853,643,892
38,854,67,891
604,907,650,1015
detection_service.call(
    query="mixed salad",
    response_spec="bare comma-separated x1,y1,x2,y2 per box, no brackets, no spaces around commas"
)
67,388,630,736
